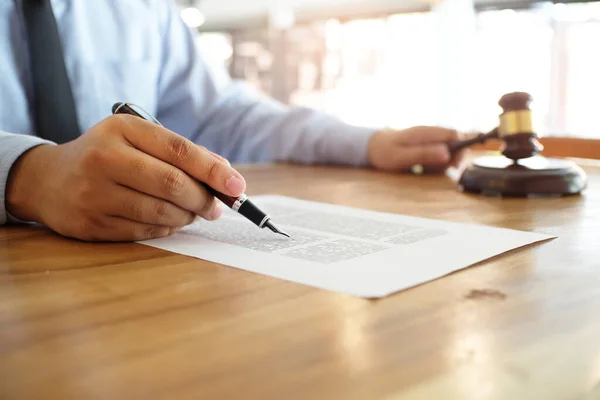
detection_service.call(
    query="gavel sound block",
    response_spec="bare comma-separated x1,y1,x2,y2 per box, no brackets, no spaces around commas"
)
453,92,587,197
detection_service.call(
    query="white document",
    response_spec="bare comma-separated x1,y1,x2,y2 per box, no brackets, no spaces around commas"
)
141,195,554,298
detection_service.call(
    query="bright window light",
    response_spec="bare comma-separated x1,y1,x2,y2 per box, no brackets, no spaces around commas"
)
181,7,205,28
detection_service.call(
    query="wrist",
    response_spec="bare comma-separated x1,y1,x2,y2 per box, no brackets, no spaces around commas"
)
6,145,53,222
366,128,392,167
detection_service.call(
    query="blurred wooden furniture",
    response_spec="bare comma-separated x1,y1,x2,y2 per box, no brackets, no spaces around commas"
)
473,136,600,160
2,163,600,400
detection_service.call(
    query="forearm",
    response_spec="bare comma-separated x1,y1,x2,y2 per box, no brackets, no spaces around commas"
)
189,82,376,166
0,132,54,225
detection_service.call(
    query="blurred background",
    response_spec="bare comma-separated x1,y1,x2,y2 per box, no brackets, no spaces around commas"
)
175,0,599,138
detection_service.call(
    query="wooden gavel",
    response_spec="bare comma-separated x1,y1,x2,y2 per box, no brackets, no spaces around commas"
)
448,92,544,161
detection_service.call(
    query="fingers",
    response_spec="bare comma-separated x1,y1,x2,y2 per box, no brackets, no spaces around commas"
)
117,115,245,197
413,148,467,174
370,127,463,172
90,216,180,242
104,185,198,227
63,214,180,242
396,126,459,146
107,145,222,221
392,143,451,170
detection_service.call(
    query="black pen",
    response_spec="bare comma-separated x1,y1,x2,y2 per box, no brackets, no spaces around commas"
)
112,102,290,238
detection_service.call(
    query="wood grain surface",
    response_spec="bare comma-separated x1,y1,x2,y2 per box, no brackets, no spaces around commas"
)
2,161,600,400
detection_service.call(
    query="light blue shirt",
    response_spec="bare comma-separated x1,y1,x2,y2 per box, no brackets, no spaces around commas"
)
0,0,375,225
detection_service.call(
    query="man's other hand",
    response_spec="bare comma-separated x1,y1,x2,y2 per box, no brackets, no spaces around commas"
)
367,126,465,173
6,114,246,242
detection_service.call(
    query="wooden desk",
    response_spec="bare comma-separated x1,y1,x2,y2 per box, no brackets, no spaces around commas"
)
2,163,600,400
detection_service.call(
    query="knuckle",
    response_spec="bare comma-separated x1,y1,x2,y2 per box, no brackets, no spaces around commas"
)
110,113,134,130
153,201,170,221
143,225,159,239
204,159,220,182
129,157,147,176
137,225,168,240
125,197,144,222
167,135,194,162
97,114,128,139
80,147,106,169
162,169,186,197
110,113,127,124
133,224,152,240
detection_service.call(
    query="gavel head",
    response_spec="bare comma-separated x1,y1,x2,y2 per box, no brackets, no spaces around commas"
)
497,92,544,161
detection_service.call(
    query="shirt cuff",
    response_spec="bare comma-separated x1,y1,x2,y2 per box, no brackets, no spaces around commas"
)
329,122,376,167
1,134,55,225
306,113,377,167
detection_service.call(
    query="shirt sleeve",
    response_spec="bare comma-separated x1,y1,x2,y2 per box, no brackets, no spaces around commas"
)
154,1,376,166
0,131,54,225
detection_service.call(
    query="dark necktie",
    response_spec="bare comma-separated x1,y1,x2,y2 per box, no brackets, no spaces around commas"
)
21,0,81,144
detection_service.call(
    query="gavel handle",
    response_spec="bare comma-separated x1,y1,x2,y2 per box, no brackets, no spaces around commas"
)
448,128,499,155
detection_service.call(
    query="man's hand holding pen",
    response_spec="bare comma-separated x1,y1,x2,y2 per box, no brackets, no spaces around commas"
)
6,114,246,241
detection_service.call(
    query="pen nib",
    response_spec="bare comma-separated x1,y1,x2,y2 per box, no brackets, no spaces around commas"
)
264,220,290,238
